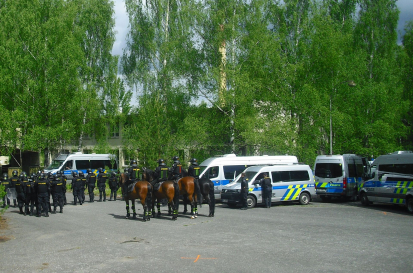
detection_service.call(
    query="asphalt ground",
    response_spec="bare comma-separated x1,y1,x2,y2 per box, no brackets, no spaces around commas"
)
1,195,413,273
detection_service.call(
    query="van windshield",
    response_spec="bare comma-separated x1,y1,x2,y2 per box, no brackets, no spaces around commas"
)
45,160,64,170
315,163,342,178
236,171,258,183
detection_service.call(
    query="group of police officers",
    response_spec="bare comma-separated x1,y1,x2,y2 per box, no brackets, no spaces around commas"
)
1,156,202,217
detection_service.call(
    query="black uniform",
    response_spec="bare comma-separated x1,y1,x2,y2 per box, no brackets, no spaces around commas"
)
14,176,26,214
51,176,65,213
126,164,141,194
26,175,38,216
253,174,272,208
153,165,169,188
86,171,97,202
9,174,18,207
240,175,248,210
72,174,83,205
21,174,33,215
1,175,11,208
61,173,68,205
35,176,51,217
108,173,118,201
97,170,108,202
169,160,184,181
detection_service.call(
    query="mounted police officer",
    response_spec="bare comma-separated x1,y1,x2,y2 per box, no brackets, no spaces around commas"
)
1,173,11,208
35,173,50,217
152,159,169,190
86,168,97,202
51,173,65,213
9,170,19,207
72,171,82,205
97,168,108,202
108,171,118,201
169,156,183,181
14,172,26,215
126,160,141,194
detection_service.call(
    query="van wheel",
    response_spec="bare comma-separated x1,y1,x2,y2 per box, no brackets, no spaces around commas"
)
299,192,310,205
407,198,413,214
247,195,256,208
360,193,370,206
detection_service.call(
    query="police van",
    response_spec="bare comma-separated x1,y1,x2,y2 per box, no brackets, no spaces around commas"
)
44,152,118,179
358,153,413,213
199,154,298,200
221,164,315,208
314,154,367,201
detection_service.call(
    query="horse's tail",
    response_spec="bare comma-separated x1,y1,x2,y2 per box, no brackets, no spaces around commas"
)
146,182,152,207
194,178,202,207
173,181,180,211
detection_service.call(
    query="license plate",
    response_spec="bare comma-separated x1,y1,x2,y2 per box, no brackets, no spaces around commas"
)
222,199,228,203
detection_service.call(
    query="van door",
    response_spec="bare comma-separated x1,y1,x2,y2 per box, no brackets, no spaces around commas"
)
271,171,289,202
314,161,344,196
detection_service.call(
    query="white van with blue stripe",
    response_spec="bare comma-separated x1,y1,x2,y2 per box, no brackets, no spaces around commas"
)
221,164,315,208
199,154,298,200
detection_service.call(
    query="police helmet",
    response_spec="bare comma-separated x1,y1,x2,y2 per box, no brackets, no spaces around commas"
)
87,168,92,174
78,171,84,177
37,170,42,175
158,159,166,166
72,171,78,177
111,171,116,177
172,156,179,162
131,159,137,165
124,168,129,173
98,167,103,173
3,173,8,179
48,172,54,178
12,170,18,176
40,173,46,179
21,171,27,177
190,158,198,165
19,173,25,179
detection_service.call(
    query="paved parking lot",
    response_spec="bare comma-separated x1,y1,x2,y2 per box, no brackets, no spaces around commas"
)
1,196,413,273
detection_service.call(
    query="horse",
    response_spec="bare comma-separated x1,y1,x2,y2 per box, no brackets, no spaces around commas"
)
178,176,202,219
122,169,153,221
197,177,215,217
145,169,180,220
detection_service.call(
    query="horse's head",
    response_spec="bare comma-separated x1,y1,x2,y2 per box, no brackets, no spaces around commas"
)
143,168,155,182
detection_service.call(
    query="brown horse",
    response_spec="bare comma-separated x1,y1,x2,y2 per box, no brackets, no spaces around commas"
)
121,169,153,221
178,176,201,219
145,169,180,220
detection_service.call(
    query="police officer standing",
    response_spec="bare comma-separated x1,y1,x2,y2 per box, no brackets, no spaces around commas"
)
51,173,65,213
79,171,86,204
169,156,183,181
72,171,82,205
35,173,50,217
28,173,38,216
1,173,11,208
46,172,53,212
240,173,248,210
97,168,108,202
152,159,169,190
9,170,19,207
20,172,32,215
253,172,272,208
58,171,68,205
108,172,118,201
14,172,26,215
86,168,97,202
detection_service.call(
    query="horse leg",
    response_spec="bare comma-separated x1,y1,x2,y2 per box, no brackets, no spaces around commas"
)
183,195,188,214
168,203,173,216
188,195,195,219
157,200,161,217
125,199,130,219
171,200,178,220
132,201,137,219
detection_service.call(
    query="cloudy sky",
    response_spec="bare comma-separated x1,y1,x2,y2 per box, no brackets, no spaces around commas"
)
111,0,413,56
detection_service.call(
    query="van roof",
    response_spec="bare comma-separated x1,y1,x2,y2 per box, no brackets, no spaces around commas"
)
199,155,298,166
373,153,413,165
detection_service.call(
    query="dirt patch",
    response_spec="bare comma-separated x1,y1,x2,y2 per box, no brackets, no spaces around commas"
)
0,217,9,231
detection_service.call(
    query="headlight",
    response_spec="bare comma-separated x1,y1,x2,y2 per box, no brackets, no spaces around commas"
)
221,189,227,193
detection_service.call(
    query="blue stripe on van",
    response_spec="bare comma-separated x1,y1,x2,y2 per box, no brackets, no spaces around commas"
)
213,179,231,186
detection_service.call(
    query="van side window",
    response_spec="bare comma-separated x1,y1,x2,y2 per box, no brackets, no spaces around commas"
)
64,160,73,170
208,166,219,178
386,177,413,183
380,164,413,175
223,165,248,180
348,163,357,177
290,170,310,181
272,171,290,183
76,160,90,170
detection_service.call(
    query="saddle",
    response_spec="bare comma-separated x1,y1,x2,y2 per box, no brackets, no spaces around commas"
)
127,181,137,193
154,181,164,191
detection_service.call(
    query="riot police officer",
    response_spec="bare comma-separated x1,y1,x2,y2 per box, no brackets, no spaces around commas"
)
1,173,11,208
46,172,53,212
86,168,97,202
14,172,25,215
79,171,86,204
51,173,65,213
9,170,19,207
169,156,183,181
253,172,272,208
72,171,82,205
27,173,38,216
58,171,68,205
152,159,169,190
35,173,50,217
187,158,200,179
126,160,141,194
108,172,118,201
20,172,32,215
97,168,108,202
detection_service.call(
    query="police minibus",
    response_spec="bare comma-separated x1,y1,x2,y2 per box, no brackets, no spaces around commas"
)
358,153,413,213
221,164,315,208
199,154,298,200
44,152,118,179
314,154,367,201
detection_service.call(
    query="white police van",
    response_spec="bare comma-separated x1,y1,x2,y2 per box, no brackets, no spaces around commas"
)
314,154,367,201
221,164,315,208
358,153,413,213
44,152,118,179
199,154,298,200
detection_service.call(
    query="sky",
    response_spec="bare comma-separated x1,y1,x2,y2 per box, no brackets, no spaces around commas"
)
111,0,413,56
